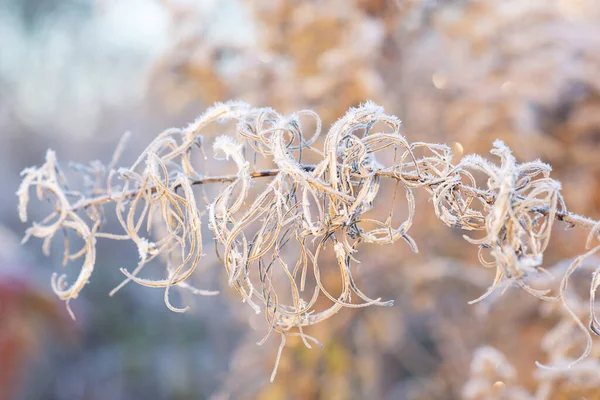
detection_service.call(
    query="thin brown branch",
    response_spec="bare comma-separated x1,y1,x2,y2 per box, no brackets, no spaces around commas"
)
70,166,598,232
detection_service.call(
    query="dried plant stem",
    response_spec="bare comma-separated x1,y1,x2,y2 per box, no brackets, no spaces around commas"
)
17,101,600,380
70,167,598,232
70,167,314,211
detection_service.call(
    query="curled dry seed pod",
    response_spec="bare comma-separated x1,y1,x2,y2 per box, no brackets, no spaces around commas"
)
16,101,600,380
455,141,565,303
534,221,600,369
17,150,98,319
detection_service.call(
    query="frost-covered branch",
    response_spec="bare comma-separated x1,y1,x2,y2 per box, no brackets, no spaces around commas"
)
17,101,600,381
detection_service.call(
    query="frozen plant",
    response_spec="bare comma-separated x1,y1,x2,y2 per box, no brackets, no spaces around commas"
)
17,101,600,381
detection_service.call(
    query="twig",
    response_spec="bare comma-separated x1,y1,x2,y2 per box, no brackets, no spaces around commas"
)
69,166,598,232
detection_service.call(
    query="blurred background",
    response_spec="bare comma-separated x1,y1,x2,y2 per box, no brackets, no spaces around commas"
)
1,0,600,399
